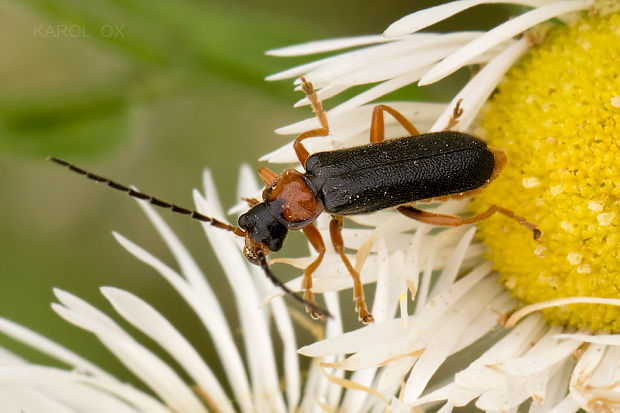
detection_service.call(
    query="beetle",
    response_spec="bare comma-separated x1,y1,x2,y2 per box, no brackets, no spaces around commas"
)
50,77,540,324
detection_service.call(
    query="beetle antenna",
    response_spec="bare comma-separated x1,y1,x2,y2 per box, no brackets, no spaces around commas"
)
48,156,246,237
256,252,332,320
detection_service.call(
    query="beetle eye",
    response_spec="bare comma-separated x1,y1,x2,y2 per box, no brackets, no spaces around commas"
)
238,203,288,252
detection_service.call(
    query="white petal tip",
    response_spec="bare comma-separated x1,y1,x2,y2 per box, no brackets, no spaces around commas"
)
293,98,309,108
382,27,407,38
417,72,440,86
99,286,119,297
297,345,313,357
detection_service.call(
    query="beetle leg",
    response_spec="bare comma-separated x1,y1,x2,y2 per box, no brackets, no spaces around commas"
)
370,104,420,143
294,77,330,167
329,216,375,324
444,98,464,131
258,167,278,186
241,197,261,207
301,223,327,320
397,205,542,240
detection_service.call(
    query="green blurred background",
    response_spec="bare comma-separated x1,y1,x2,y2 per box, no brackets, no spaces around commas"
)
0,0,520,395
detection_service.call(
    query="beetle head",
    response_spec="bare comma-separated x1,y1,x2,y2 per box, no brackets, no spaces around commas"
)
238,202,288,264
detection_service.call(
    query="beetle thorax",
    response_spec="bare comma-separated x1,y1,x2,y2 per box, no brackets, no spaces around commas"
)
263,169,323,229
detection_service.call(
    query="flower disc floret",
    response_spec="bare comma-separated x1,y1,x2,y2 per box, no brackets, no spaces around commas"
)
472,13,620,331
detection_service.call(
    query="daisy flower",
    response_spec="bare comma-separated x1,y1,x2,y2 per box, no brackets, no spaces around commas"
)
1,2,618,413
0,168,382,412
261,1,620,411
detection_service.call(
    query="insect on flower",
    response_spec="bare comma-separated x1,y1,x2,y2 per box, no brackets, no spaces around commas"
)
49,77,541,324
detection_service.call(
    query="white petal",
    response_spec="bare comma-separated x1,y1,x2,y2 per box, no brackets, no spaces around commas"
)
452,292,516,354
78,375,171,413
340,368,378,412
377,357,416,392
431,226,476,294
491,339,582,376
554,333,620,346
305,32,481,90
545,395,580,413
402,278,506,403
420,0,592,85
0,316,112,380
0,386,74,413
298,317,405,358
51,297,207,413
266,101,447,164
0,347,24,365
298,34,441,88
266,34,391,56
450,315,547,407
194,172,286,413
53,289,124,334
436,401,454,413
100,287,234,413
0,365,169,413
505,297,620,328
266,57,334,81
590,345,620,387
430,38,529,132
133,200,223,320
276,101,446,136
475,370,548,411
383,0,544,37
323,44,464,88
370,239,392,323
235,164,301,411
330,68,430,116
319,270,497,371
112,232,253,413
408,383,453,407
259,137,333,164
569,343,607,409
299,360,325,413
529,359,574,412
293,84,350,107
47,382,141,413
418,228,467,307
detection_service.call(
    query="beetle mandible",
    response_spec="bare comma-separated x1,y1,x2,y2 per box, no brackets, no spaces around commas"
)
50,77,541,324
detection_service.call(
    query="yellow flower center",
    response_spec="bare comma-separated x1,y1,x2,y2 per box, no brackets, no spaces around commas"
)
471,12,620,331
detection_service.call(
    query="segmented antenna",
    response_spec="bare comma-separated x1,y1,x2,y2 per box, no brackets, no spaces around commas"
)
49,156,331,319
48,156,246,237
257,252,331,320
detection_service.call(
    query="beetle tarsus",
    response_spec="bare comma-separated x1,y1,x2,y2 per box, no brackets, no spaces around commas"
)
357,302,375,324
533,228,543,241
303,290,324,321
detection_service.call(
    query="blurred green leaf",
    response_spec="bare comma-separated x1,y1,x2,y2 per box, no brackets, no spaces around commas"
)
2,0,326,158
20,0,315,91
0,86,131,157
